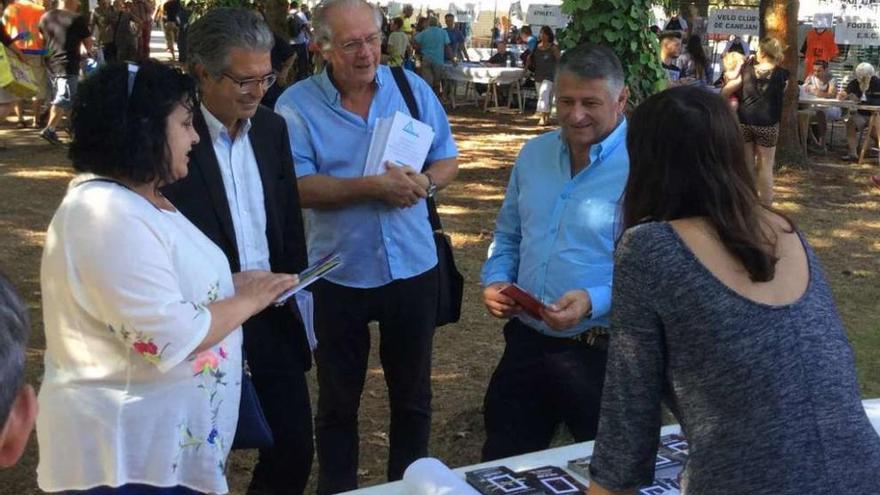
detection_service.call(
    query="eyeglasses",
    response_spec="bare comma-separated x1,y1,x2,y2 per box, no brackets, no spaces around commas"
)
336,33,381,55
221,72,277,93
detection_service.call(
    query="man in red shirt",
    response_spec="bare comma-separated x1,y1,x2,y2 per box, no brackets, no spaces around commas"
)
802,27,838,79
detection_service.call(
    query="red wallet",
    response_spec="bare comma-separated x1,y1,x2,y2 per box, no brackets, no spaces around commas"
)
499,284,546,320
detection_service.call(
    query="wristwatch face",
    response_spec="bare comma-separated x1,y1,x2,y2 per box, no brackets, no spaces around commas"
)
427,182,438,198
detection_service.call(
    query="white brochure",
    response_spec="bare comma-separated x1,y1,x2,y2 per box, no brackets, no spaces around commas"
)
364,111,435,176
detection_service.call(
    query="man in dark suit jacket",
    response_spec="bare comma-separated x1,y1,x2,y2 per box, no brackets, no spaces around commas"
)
162,8,312,495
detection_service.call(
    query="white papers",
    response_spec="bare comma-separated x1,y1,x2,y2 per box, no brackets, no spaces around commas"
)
273,253,342,306
403,458,480,495
294,291,317,351
364,111,435,176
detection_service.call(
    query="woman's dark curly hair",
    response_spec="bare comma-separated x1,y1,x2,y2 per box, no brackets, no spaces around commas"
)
68,60,197,185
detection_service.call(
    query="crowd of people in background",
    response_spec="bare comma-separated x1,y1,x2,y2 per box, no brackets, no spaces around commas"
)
0,0,190,148
653,9,880,199
1,2,880,495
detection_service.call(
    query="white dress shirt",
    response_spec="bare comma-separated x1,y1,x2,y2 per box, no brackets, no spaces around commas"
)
201,104,271,271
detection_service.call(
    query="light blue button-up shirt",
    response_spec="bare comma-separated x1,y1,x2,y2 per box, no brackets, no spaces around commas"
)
481,120,629,336
414,26,450,65
275,65,458,288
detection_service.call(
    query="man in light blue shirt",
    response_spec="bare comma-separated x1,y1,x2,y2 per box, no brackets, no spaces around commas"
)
480,43,629,461
274,0,457,492
413,16,451,93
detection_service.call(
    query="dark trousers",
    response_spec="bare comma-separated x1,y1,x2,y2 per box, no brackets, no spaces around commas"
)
246,369,313,495
312,268,438,494
481,319,608,461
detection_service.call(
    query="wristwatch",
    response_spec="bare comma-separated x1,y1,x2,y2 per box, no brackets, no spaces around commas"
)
424,172,438,198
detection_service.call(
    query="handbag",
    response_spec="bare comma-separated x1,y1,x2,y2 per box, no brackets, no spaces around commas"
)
232,357,274,450
430,210,464,326
0,47,37,98
390,66,464,327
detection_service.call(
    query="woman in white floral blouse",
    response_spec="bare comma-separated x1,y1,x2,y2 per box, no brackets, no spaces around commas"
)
37,61,296,495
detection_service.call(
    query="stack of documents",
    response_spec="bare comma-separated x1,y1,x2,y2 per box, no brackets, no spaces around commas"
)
364,111,435,176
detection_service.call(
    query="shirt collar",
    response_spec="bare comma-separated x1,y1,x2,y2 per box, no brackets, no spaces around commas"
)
200,103,252,143
558,117,628,166
316,64,385,106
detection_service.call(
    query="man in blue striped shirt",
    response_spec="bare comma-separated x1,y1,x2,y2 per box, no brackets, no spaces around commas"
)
480,43,629,461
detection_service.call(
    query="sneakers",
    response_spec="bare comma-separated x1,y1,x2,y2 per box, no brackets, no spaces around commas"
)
39,128,64,146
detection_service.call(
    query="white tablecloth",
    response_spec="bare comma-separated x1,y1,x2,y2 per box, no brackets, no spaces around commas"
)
466,45,526,62
342,398,880,494
443,63,525,84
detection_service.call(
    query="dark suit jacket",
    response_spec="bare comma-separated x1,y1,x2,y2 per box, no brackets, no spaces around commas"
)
163,105,311,374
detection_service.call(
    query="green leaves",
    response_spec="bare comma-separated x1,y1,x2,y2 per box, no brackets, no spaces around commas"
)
561,0,664,107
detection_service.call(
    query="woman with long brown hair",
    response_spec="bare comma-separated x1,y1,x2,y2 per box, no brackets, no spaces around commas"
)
586,86,880,495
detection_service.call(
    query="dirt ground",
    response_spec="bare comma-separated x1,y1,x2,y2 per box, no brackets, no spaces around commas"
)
0,105,878,494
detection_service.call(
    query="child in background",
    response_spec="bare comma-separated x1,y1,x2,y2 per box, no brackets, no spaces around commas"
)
721,51,745,110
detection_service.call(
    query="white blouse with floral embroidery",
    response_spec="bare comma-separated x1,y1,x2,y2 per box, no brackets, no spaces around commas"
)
37,179,242,494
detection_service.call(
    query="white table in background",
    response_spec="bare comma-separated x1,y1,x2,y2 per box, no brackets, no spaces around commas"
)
798,96,880,163
443,63,526,112
466,45,526,63
342,398,880,494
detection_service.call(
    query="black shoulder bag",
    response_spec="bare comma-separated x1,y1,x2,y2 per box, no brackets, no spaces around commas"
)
390,66,464,327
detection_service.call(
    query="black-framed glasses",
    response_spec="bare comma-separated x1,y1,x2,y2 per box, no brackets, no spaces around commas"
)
337,32,381,54
221,72,277,93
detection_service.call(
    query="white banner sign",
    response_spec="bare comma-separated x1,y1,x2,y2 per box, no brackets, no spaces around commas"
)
387,2,402,17
813,12,833,28
525,4,566,28
510,1,524,25
835,14,880,45
707,9,760,37
448,2,476,23
801,0,880,18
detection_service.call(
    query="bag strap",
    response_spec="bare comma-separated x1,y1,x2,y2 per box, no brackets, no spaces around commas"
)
389,66,443,233
391,65,420,121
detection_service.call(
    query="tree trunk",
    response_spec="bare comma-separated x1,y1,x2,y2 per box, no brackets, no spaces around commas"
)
760,0,806,166
263,0,291,42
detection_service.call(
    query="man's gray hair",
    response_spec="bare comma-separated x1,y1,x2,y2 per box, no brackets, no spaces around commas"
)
313,0,383,51
855,62,876,81
556,43,626,96
428,16,440,27
186,8,274,77
0,274,29,426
